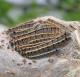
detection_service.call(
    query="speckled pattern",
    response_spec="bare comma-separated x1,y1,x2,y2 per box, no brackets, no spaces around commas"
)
0,16,80,77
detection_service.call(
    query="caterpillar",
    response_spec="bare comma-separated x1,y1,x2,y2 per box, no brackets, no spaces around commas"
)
7,18,71,58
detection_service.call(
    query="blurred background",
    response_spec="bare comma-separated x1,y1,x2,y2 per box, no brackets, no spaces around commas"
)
0,0,80,29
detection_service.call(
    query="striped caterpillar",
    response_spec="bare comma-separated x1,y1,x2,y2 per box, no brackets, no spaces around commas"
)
7,18,71,58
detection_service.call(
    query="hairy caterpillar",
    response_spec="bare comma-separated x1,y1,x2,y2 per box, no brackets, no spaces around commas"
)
7,18,71,58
